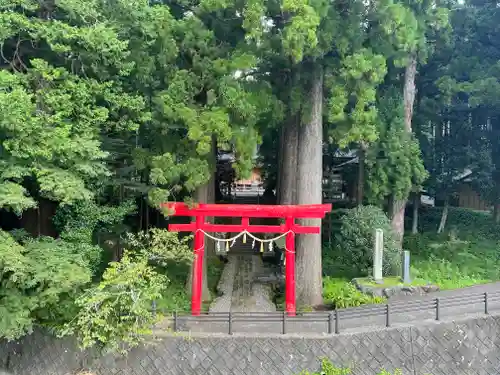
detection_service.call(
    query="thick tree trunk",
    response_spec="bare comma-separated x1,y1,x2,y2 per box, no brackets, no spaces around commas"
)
437,197,449,234
186,183,211,301
391,55,418,242
276,125,285,204
356,147,365,206
411,192,420,234
277,114,299,205
295,65,324,307
389,196,406,244
403,56,417,133
186,137,217,302
206,136,217,258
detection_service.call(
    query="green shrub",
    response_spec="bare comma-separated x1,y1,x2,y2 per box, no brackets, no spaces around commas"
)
63,229,193,354
0,230,92,340
297,358,350,375
63,252,168,354
334,206,401,277
417,206,499,239
297,358,402,375
323,245,355,278
323,277,385,308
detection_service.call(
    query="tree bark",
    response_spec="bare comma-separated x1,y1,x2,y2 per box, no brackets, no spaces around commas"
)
277,114,299,205
276,125,284,204
185,183,211,301
403,56,417,133
389,196,406,244
186,137,217,302
356,147,365,206
391,54,418,243
295,64,324,307
206,135,217,257
411,192,420,234
437,197,449,234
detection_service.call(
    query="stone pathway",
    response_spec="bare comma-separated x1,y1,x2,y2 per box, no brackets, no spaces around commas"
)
209,239,276,313
230,255,255,311
208,255,237,312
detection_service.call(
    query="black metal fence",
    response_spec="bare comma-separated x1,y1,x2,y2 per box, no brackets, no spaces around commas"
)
153,290,500,335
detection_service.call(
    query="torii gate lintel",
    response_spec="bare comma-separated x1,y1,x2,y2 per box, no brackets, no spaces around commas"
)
163,202,332,316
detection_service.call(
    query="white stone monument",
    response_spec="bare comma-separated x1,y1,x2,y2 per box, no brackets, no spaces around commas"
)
373,228,384,283
403,250,411,283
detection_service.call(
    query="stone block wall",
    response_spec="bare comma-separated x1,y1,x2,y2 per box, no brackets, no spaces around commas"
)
2,314,500,375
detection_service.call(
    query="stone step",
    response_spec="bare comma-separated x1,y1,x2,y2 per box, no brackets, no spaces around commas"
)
209,252,277,313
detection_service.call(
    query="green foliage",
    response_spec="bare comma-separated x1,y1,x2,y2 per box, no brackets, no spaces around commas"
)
297,358,402,375
419,1,500,207
366,89,428,203
0,64,124,211
412,256,490,290
416,207,499,239
53,199,136,273
123,228,193,266
334,206,401,277
63,252,167,354
0,0,269,217
298,358,351,375
63,229,192,353
158,255,226,312
281,0,321,62
0,230,91,340
404,231,499,290
327,49,388,148
323,278,385,308
128,229,194,312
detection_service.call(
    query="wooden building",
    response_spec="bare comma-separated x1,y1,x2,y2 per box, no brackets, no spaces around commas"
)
455,182,490,211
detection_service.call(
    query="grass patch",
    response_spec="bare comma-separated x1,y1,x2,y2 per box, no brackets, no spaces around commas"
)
405,231,500,290
323,277,385,308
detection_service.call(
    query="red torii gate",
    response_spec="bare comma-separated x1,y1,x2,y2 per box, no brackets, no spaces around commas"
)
163,202,332,316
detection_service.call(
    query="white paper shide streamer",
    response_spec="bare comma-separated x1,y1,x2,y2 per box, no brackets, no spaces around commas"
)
195,229,294,256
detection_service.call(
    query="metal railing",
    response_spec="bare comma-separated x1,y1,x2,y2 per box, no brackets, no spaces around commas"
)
153,290,500,335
